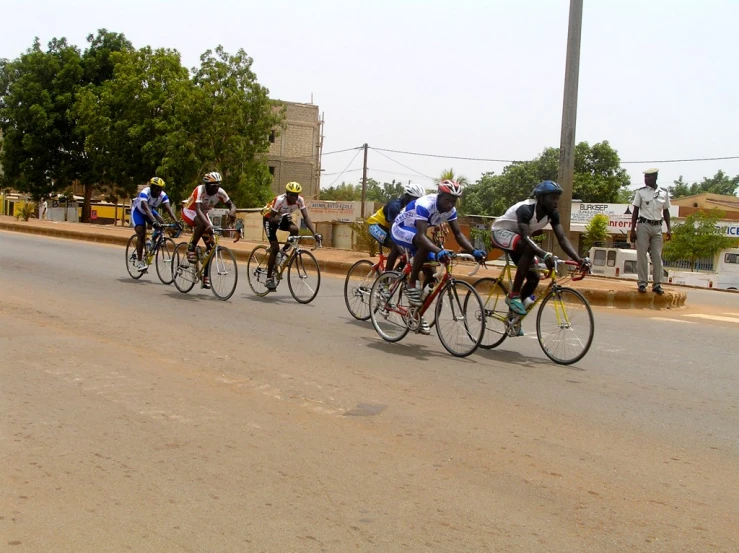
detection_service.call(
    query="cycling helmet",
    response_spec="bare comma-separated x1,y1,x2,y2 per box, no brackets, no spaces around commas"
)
149,177,165,188
438,180,463,197
203,172,222,184
285,181,302,194
532,180,563,197
403,183,426,198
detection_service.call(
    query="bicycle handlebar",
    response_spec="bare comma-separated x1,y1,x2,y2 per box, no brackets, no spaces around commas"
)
287,234,323,251
212,226,244,243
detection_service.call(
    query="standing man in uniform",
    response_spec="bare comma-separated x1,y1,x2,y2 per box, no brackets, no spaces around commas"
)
629,168,672,295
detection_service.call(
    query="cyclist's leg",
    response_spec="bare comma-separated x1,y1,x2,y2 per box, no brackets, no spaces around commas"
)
131,209,148,264
492,229,530,316
382,230,401,272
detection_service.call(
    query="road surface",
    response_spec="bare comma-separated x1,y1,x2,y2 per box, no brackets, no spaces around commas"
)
1,232,737,552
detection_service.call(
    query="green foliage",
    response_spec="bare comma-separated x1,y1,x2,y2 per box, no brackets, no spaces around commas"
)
319,182,361,201
462,141,631,216
15,202,37,221
437,168,469,186
663,210,739,271
350,221,378,256
582,213,610,251
319,179,408,203
669,171,739,199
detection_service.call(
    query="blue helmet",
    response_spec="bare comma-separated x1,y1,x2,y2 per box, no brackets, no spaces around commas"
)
532,180,563,197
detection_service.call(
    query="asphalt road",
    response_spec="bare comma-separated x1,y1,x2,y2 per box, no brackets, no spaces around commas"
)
1,232,737,552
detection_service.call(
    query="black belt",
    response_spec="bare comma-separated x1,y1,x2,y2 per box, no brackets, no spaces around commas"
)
638,217,662,225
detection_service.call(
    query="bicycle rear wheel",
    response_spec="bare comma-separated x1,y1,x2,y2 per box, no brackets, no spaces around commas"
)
344,259,378,320
288,251,321,304
155,237,177,285
369,271,410,342
246,245,271,297
125,235,144,279
209,246,238,301
435,280,485,357
466,277,509,349
172,242,197,293
536,287,594,365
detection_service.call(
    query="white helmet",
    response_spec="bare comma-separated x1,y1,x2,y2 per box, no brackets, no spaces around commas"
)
403,183,426,198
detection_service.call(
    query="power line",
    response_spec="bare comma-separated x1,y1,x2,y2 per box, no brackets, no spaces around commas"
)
620,155,739,164
367,167,435,180
370,148,434,180
279,146,362,161
323,149,362,187
322,168,363,176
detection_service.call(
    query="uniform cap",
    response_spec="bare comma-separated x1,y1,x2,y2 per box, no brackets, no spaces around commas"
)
643,168,659,175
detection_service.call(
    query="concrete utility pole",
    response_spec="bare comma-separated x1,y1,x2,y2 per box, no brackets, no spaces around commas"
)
360,143,369,218
556,0,584,245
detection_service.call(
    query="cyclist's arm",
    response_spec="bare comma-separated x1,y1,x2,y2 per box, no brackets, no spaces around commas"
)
518,221,548,258
225,199,236,220
414,220,442,254
299,207,317,235
195,203,212,228
448,219,476,253
139,201,158,224
552,223,581,262
162,201,177,223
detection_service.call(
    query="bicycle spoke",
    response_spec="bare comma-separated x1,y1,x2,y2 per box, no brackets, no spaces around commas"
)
436,280,484,357
536,288,594,365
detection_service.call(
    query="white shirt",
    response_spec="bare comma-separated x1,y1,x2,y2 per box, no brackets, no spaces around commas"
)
492,199,560,233
632,186,671,221
393,194,458,230
132,187,170,213
184,185,230,213
266,194,306,216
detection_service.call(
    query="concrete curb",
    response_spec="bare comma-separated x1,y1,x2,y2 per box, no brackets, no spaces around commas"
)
0,220,688,309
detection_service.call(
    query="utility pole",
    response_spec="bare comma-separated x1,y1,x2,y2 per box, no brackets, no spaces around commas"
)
360,143,369,218
556,0,584,252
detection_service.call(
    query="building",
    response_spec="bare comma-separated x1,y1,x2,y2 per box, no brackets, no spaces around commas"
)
670,193,739,220
267,101,323,199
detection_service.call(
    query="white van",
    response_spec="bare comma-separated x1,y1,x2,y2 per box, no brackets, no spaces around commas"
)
588,247,667,282
667,248,739,290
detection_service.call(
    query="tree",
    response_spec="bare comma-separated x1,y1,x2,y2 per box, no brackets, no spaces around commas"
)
461,141,630,216
581,214,609,251
663,210,738,271
366,178,406,203
669,171,739,199
437,168,469,186
186,46,284,207
319,182,361,201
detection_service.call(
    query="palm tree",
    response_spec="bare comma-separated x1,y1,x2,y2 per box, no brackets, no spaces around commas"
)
436,168,469,186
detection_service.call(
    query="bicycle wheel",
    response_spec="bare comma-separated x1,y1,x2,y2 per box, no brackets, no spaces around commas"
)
246,245,271,297
125,235,144,280
435,280,485,357
466,277,509,349
536,287,594,365
288,250,321,304
209,246,238,301
155,237,177,285
368,271,410,342
344,259,378,320
172,242,197,293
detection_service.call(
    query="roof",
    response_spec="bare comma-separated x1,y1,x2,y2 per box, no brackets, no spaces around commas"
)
671,193,739,210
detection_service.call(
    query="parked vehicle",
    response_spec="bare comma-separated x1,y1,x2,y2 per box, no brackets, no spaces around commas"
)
667,248,739,290
588,246,667,282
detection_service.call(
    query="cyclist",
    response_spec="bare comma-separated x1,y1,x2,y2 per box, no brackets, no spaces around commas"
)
391,180,486,333
131,177,179,272
261,181,322,291
491,180,589,317
366,183,426,271
181,172,237,289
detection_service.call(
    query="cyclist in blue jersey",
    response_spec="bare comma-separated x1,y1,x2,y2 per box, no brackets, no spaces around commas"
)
131,177,179,272
391,180,486,307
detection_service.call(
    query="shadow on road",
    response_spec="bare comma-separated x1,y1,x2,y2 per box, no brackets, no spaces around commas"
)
475,346,586,371
362,336,475,363
116,277,157,286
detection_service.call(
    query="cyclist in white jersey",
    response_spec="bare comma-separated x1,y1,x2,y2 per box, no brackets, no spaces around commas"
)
491,180,589,315
391,180,486,307
131,177,179,272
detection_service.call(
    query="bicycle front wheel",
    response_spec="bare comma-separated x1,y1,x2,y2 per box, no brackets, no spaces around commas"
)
435,280,485,357
209,246,238,301
172,242,197,293
288,251,321,304
344,259,378,320
246,245,271,297
155,237,177,285
467,277,509,349
536,287,594,365
125,235,144,280
368,271,410,342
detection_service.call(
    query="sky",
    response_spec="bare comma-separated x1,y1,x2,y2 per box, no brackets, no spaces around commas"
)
2,0,738,196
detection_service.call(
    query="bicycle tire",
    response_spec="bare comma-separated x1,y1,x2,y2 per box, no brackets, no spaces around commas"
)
172,242,197,293
344,259,378,320
466,277,509,349
288,250,321,304
368,271,411,343
125,235,145,280
536,287,594,365
246,245,271,297
155,237,177,285
209,246,239,301
435,279,485,357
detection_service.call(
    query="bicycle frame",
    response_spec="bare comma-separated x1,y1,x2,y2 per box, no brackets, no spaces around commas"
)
192,226,243,279
272,235,322,280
